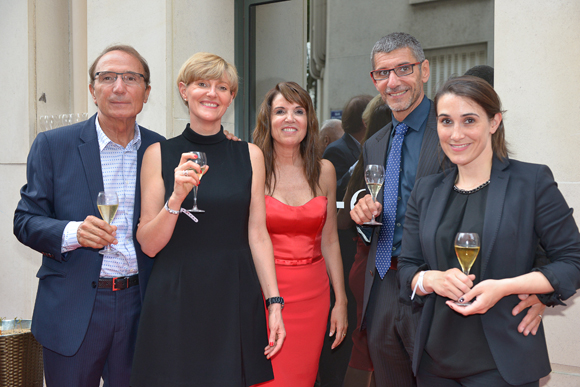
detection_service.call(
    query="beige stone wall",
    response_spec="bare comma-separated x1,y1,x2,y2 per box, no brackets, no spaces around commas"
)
495,1,580,385
0,0,236,321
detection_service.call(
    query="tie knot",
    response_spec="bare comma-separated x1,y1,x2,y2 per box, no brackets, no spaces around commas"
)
395,122,409,136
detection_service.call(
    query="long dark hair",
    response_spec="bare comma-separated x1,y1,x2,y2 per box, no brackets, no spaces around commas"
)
253,82,322,195
434,75,509,160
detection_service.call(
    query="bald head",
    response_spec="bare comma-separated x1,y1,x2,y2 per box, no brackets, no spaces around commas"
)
319,119,344,149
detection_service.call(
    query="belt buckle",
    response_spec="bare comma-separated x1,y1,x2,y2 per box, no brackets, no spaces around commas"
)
112,276,128,291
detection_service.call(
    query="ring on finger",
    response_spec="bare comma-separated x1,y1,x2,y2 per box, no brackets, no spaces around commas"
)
182,169,189,177
538,314,543,320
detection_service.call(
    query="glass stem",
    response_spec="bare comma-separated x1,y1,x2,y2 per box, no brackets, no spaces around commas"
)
193,185,198,208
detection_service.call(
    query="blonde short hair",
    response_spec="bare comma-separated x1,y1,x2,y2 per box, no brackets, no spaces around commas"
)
176,52,238,105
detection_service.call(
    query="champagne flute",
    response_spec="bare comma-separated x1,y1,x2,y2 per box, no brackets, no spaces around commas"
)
363,164,385,226
454,232,480,306
97,191,119,255
187,151,208,213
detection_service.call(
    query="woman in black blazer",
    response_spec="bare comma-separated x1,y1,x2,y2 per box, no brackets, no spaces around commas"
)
397,76,580,386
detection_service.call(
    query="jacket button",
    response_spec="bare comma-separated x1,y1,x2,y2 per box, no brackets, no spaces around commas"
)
91,281,97,288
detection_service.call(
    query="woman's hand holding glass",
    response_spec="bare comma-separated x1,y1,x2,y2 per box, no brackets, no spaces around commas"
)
172,153,208,208
446,278,506,315
418,268,474,301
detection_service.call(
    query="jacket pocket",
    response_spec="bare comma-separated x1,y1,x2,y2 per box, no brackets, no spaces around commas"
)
36,265,66,279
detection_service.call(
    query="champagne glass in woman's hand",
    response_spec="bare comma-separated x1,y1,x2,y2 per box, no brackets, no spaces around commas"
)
454,232,480,306
97,191,119,255
363,164,385,226
187,151,208,213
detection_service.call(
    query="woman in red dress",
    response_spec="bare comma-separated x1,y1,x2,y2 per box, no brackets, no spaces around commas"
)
253,82,348,387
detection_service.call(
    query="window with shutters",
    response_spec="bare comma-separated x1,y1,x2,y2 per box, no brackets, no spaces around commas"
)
424,43,488,99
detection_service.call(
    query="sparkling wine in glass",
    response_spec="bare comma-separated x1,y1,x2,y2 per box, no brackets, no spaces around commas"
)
454,232,480,306
363,164,385,226
97,191,119,255
187,151,208,213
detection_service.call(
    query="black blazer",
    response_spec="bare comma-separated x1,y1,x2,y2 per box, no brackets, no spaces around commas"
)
13,114,164,356
398,157,580,385
323,133,360,181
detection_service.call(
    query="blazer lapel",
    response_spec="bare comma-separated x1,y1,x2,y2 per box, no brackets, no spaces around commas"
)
417,103,448,179
78,114,104,215
422,168,457,269
480,158,510,278
344,134,361,160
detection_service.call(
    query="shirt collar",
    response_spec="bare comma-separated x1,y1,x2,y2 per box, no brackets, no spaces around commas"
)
390,95,431,135
95,115,142,152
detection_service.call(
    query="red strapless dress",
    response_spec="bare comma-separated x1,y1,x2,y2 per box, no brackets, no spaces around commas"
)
259,196,331,387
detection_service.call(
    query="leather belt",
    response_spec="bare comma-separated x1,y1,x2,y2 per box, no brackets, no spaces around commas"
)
275,255,324,266
98,275,139,291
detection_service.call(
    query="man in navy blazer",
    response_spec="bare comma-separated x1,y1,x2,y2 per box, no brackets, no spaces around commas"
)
14,45,164,387
323,95,372,200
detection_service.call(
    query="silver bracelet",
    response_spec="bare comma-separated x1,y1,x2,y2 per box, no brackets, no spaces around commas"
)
164,200,179,215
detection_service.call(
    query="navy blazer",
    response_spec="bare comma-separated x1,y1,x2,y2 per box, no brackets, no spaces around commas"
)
397,157,580,385
323,133,360,181
13,114,164,356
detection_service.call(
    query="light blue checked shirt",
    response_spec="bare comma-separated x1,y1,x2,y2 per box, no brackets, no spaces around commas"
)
61,116,140,277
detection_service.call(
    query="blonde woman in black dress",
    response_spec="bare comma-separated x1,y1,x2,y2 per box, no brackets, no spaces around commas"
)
131,52,285,386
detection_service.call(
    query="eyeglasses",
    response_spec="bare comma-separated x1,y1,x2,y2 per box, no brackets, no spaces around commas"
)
370,62,423,82
95,71,145,86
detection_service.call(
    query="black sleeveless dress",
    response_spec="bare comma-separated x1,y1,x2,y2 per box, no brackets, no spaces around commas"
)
130,125,273,387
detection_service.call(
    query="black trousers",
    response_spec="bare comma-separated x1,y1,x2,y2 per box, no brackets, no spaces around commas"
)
365,268,420,387
417,366,540,387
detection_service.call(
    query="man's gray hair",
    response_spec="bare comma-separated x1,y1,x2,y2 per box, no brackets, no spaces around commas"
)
321,119,342,130
371,32,425,69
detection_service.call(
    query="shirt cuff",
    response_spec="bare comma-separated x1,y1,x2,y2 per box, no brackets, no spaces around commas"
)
62,221,83,253
356,225,373,245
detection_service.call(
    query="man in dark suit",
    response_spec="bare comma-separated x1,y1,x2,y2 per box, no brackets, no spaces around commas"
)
349,32,441,387
319,119,344,150
13,45,164,387
323,95,372,200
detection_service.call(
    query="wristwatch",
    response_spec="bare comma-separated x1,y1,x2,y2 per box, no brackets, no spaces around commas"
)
266,296,284,310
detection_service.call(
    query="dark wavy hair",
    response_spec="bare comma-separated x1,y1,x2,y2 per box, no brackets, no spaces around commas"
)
434,75,509,160
253,82,322,196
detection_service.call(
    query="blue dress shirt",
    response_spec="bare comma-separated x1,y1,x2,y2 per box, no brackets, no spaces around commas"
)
387,96,431,256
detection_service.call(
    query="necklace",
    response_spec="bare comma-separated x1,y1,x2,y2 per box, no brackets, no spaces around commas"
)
453,179,491,195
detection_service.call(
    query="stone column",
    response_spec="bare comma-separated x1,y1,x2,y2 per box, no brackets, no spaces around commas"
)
496,1,580,385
